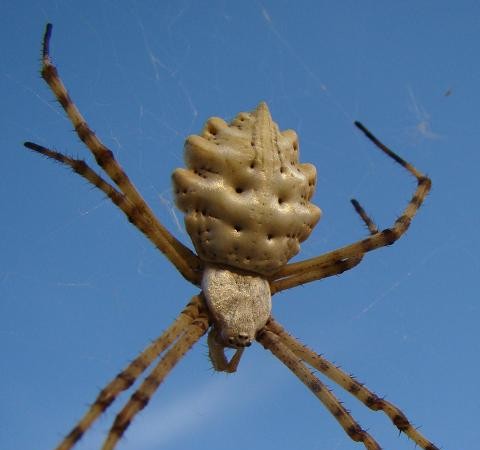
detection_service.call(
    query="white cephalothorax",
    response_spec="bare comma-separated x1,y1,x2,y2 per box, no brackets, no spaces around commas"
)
201,265,271,348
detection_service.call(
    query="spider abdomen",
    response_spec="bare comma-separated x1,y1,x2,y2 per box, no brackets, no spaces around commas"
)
172,102,322,276
201,265,271,348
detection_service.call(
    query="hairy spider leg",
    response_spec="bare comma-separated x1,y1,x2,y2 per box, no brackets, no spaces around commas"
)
258,329,382,450
54,296,208,450
265,318,440,450
27,23,201,283
272,123,431,291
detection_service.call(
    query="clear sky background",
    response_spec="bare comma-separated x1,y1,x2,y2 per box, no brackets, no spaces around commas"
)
2,2,479,450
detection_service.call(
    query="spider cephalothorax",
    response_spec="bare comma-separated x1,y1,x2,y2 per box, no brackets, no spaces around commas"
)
25,23,439,450
202,265,271,349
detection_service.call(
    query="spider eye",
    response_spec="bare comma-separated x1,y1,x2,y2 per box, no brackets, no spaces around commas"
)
225,332,253,348
225,333,253,348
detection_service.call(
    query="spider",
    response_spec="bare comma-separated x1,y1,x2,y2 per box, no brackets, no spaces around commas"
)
25,23,438,450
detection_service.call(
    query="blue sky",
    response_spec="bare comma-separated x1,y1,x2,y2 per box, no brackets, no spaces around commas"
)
2,1,479,449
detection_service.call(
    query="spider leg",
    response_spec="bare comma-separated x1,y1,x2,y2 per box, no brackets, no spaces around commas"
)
101,312,210,450
24,142,201,284
207,328,245,373
54,295,207,450
270,199,375,293
350,199,379,235
32,24,202,284
272,123,431,289
257,328,381,450
270,256,363,294
265,318,440,450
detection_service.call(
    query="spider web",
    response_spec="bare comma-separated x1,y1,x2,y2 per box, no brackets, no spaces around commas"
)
5,2,477,450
